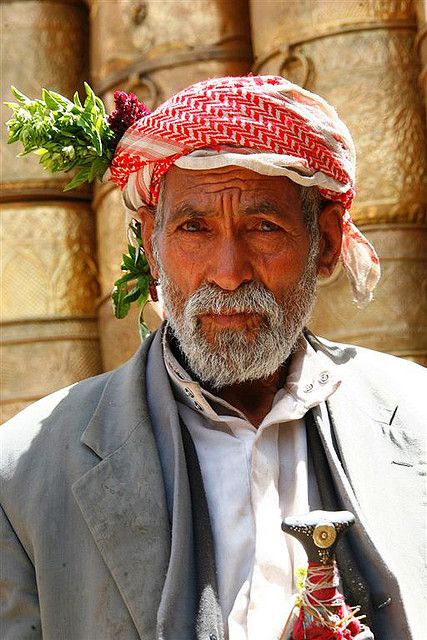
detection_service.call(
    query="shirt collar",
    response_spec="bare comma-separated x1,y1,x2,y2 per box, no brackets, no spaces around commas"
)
162,327,341,423
162,328,241,421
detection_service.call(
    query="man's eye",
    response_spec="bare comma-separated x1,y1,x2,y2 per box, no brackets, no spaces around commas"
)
259,220,280,231
181,220,202,232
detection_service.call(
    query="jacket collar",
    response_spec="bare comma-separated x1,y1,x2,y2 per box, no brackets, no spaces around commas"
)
80,333,156,459
305,329,397,424
72,331,171,639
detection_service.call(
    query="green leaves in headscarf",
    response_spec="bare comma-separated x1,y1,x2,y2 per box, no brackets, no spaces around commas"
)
5,83,114,190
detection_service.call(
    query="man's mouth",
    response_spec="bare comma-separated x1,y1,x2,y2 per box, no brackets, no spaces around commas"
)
198,311,263,329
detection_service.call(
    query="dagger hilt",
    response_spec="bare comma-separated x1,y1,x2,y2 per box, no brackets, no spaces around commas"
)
282,509,355,565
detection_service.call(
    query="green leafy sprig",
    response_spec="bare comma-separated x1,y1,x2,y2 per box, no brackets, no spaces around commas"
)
112,222,152,321
5,83,155,328
5,83,114,190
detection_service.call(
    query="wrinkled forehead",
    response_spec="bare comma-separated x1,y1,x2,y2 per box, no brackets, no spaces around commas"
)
164,163,301,191
160,165,303,213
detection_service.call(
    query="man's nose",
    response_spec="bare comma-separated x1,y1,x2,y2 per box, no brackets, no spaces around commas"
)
206,236,253,291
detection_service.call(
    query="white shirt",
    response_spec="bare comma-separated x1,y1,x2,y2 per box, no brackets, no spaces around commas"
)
163,333,341,640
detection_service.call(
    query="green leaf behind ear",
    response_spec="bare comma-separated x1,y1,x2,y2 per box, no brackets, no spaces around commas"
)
122,285,141,305
112,282,131,319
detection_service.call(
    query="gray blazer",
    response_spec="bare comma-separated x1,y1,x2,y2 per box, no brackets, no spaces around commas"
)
0,330,425,639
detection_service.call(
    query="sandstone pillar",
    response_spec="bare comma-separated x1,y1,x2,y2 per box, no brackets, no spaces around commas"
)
1,1,102,422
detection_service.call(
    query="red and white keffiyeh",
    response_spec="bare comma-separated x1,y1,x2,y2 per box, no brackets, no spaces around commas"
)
108,75,380,305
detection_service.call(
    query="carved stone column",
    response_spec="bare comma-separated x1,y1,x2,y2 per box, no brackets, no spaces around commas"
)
89,0,253,370
1,1,102,422
251,0,427,365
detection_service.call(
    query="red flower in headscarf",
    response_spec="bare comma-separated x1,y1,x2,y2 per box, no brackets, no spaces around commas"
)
107,91,151,148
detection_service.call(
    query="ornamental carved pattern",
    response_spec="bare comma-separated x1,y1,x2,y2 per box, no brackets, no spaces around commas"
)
90,0,252,110
1,204,99,320
311,226,427,365
294,31,427,225
91,0,251,73
252,23,427,226
250,0,416,54
1,335,102,423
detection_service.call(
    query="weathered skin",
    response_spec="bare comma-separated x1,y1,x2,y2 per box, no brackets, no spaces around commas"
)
140,165,343,426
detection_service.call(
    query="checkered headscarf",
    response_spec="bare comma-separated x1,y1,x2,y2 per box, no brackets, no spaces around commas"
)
108,75,380,305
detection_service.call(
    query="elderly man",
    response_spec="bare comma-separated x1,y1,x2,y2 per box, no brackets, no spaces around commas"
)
1,76,425,640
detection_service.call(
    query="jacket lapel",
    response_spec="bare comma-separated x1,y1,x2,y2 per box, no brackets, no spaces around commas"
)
144,330,197,639
72,336,171,639
307,334,417,637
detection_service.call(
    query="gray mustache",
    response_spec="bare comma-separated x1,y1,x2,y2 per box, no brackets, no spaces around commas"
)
184,281,282,318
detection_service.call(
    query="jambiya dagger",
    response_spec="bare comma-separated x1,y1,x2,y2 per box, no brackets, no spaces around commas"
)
281,510,374,640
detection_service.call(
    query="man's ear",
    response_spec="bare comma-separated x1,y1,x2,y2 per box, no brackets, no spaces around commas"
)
316,202,344,277
138,206,159,280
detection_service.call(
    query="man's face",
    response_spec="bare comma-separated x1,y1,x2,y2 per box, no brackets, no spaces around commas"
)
142,165,341,387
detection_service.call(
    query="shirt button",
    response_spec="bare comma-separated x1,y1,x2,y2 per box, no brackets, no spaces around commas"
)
303,383,314,393
209,635,217,640
184,387,195,398
319,371,330,384
194,401,204,412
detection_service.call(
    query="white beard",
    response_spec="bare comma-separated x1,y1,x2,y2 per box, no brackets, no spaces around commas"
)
156,247,319,389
